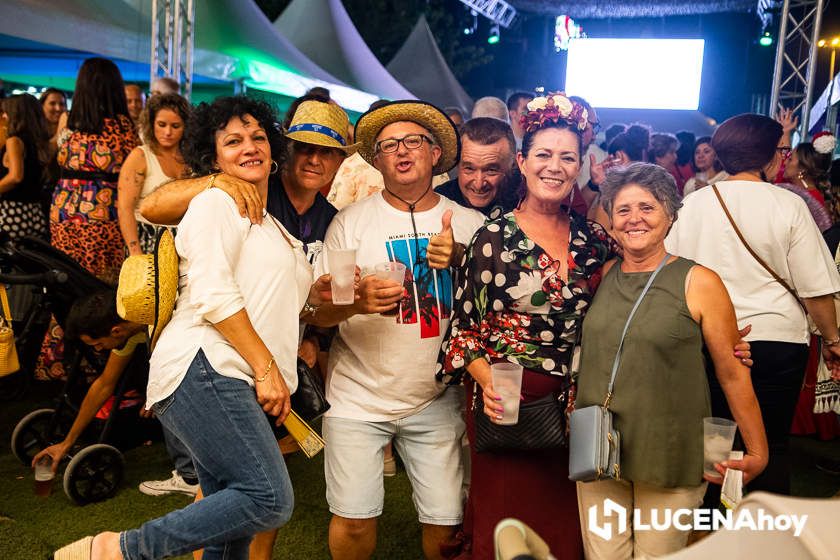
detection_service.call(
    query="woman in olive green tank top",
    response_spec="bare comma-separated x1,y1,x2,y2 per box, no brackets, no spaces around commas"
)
575,163,768,559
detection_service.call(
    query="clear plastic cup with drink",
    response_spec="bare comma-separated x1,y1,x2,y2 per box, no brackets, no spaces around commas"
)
328,248,357,305
703,417,738,478
374,262,406,317
491,362,524,425
34,456,54,497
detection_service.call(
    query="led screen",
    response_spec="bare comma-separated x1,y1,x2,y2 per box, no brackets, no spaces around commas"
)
565,39,705,110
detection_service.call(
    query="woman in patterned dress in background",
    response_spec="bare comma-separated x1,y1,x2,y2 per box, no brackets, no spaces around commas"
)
36,57,139,380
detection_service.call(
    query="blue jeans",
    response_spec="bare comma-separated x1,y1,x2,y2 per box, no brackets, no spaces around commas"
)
120,350,294,560
162,424,197,481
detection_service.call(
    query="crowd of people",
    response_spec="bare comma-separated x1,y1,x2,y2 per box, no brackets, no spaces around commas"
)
1,55,839,560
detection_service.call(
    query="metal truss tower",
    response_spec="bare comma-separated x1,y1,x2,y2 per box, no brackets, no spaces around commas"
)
763,0,827,135
457,0,517,28
150,0,195,98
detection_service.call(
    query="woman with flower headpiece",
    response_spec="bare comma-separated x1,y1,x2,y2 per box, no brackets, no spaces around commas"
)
777,133,837,230
438,92,610,559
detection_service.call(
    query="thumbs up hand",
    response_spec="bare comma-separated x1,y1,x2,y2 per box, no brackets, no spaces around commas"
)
427,209,461,270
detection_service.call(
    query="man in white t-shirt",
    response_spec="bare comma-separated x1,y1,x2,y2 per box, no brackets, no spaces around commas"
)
310,101,484,559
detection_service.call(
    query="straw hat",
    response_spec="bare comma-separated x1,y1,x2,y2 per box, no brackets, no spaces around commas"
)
116,230,178,350
354,100,460,175
286,100,359,153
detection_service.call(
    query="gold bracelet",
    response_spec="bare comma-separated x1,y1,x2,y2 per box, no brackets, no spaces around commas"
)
255,357,274,383
205,173,218,191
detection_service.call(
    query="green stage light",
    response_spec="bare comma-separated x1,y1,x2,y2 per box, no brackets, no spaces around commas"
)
488,24,500,44
760,32,773,47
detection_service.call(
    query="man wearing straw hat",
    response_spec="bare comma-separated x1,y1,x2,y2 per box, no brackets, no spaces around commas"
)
140,99,353,267
309,101,484,559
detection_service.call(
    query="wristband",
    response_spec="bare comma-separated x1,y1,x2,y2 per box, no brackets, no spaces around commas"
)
255,357,274,382
823,336,840,347
586,179,600,193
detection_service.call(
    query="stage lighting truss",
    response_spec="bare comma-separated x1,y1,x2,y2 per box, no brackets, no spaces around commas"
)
150,0,195,98
762,0,828,136
457,0,517,28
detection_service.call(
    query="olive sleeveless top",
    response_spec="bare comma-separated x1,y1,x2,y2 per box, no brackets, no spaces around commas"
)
576,257,711,488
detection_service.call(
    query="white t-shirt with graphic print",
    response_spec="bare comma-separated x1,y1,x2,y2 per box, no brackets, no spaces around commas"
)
316,192,484,422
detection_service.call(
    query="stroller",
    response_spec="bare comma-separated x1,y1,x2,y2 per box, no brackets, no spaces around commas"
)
3,235,155,505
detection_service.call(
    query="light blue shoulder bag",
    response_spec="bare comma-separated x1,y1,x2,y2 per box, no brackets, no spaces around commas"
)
569,254,670,482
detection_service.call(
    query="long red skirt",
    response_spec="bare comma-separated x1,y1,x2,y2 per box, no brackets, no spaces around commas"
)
456,372,583,560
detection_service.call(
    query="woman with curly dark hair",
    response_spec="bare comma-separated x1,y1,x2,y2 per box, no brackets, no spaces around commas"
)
117,93,190,255
55,96,332,560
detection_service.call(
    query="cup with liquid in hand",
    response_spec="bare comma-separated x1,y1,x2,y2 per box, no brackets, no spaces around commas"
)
703,417,737,478
491,362,524,425
34,457,54,497
328,248,357,305
374,262,406,317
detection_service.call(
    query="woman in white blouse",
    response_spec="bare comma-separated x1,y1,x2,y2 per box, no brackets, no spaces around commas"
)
57,97,330,560
666,114,840,499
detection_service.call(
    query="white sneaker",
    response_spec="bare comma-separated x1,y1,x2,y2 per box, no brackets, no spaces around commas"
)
139,470,199,497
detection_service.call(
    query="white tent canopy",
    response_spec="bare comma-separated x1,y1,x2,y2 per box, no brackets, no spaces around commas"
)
274,0,414,101
0,0,378,110
387,15,473,114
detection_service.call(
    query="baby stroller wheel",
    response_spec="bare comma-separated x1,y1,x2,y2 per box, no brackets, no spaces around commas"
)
11,408,65,465
63,444,124,505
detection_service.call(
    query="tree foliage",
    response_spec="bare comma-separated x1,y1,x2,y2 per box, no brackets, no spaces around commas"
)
255,0,492,79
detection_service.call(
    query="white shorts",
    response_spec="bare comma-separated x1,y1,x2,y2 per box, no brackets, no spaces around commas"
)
323,388,465,524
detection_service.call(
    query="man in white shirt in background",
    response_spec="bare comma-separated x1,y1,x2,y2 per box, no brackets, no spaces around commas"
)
569,95,607,213
309,101,485,560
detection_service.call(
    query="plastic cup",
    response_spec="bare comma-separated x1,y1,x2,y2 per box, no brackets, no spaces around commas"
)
374,262,406,317
34,457,54,497
491,363,524,425
328,248,356,305
374,262,406,285
703,417,737,478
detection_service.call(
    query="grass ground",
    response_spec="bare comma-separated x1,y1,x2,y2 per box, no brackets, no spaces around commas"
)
1,380,838,559
0,381,422,560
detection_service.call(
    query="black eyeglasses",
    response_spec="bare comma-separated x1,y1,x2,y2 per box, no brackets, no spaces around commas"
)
589,121,602,134
375,134,433,154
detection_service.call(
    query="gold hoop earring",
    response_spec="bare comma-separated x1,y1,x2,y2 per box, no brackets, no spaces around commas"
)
270,160,279,174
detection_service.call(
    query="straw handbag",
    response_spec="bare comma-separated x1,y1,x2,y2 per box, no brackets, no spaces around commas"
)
0,284,20,377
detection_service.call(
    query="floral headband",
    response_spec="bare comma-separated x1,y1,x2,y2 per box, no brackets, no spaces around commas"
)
521,92,589,134
812,131,837,155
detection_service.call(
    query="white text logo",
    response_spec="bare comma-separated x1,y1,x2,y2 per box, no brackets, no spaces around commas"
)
588,499,808,541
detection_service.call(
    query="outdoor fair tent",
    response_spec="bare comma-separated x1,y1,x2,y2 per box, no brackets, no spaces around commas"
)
0,0,378,111
274,0,415,101
386,15,473,114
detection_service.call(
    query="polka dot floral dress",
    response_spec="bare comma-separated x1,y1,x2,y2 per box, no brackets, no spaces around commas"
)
438,210,614,384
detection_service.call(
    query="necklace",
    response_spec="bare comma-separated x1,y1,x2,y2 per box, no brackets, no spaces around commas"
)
383,183,434,269
384,182,433,212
